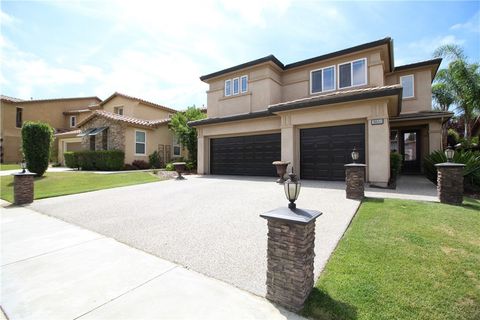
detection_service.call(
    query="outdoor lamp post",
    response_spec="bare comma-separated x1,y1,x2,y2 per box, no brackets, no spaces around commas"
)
284,171,301,210
21,159,27,173
445,145,455,162
351,146,359,163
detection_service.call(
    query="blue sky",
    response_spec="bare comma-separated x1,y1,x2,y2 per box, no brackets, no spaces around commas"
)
1,0,479,110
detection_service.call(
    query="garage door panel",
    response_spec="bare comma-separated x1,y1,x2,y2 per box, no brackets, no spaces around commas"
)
210,133,280,176
300,124,365,180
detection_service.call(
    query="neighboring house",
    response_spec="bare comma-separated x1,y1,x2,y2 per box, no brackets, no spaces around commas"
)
190,37,453,186
57,92,185,166
0,95,101,163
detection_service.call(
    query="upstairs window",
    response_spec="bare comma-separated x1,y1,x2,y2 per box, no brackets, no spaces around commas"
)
135,130,146,155
339,58,367,89
400,74,414,99
225,79,232,96
70,116,77,128
224,75,248,96
241,75,248,93
113,106,124,115
311,65,335,94
15,107,23,128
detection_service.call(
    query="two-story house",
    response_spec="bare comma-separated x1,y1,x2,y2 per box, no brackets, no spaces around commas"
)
57,92,186,166
190,38,453,187
0,95,101,163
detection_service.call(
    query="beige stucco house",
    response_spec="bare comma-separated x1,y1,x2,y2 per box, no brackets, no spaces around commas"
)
0,95,101,163
57,92,185,166
190,37,453,186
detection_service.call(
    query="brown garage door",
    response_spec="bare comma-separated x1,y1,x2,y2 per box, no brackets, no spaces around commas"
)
66,142,82,152
300,124,365,180
210,133,280,176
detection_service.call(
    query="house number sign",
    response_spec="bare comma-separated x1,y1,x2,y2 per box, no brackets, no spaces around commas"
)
371,119,384,125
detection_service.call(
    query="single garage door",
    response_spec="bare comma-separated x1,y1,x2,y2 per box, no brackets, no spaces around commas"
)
300,124,365,180
210,133,281,176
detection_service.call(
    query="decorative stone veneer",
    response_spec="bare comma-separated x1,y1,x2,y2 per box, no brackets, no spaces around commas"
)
435,163,465,205
345,164,367,200
13,173,36,205
79,117,126,151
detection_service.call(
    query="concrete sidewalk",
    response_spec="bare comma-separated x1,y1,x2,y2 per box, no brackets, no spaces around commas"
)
0,203,302,320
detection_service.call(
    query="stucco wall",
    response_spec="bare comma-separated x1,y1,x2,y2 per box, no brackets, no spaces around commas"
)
101,96,173,120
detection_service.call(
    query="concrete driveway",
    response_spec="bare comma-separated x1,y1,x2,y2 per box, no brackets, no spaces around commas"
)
30,175,361,296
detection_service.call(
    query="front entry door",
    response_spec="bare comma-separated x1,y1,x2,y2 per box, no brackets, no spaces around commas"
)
401,131,421,173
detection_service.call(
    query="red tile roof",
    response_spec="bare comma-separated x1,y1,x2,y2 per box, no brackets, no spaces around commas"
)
97,92,178,114
77,110,170,129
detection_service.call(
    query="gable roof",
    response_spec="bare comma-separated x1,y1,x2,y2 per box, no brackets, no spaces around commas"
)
0,95,25,103
200,37,394,81
96,92,178,114
77,110,170,129
393,58,443,82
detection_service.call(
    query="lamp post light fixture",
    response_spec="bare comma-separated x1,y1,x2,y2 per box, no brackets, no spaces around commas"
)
284,171,301,210
445,145,455,162
21,159,27,173
351,146,359,164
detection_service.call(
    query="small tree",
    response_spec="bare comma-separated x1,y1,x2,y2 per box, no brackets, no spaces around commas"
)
21,121,54,176
169,106,206,166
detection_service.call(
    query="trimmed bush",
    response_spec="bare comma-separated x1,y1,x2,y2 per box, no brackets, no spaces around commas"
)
64,150,125,171
390,152,403,177
21,121,54,176
148,151,162,168
123,163,138,171
424,149,480,192
132,160,150,170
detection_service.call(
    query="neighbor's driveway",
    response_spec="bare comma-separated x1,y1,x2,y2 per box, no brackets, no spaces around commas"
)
30,175,360,296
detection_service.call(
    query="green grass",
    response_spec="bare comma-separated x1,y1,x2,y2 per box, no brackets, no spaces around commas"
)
0,171,162,202
303,198,480,320
0,163,20,171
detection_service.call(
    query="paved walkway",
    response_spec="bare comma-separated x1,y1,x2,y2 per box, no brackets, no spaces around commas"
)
1,203,302,320
0,166,74,176
366,175,438,202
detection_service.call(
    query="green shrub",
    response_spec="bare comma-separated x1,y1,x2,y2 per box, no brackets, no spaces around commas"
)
132,160,150,170
21,121,54,176
64,152,79,169
447,129,460,145
65,150,125,171
165,163,175,171
185,161,195,171
148,151,162,168
424,149,480,192
390,152,403,177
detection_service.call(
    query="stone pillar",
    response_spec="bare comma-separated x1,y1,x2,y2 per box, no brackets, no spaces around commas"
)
12,172,36,205
344,164,367,200
260,207,322,311
435,163,465,205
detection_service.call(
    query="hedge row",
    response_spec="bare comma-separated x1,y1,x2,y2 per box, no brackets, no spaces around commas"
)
64,150,125,171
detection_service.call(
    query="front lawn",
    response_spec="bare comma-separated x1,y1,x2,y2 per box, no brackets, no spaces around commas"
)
0,172,162,202
0,164,20,171
303,198,480,320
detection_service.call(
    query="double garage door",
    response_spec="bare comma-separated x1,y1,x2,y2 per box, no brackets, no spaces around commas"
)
210,124,365,180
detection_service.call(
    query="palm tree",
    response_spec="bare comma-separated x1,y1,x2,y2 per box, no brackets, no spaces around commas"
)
433,44,480,138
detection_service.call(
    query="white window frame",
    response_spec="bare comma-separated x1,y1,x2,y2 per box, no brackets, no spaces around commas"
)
240,75,248,93
134,130,146,156
310,65,336,95
69,116,77,128
173,135,181,157
113,106,124,115
338,58,368,89
224,79,232,96
168,113,173,119
400,74,415,99
232,77,240,95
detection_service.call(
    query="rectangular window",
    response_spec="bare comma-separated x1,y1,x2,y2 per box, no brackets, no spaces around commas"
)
390,130,399,152
135,130,146,155
70,116,77,128
225,79,232,96
339,58,367,89
233,77,239,95
102,129,108,150
113,106,124,115
311,66,335,94
89,136,95,151
400,75,414,99
15,107,23,128
173,136,181,157
240,75,248,93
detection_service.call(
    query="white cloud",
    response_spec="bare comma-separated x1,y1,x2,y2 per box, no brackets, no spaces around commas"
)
451,10,480,33
0,9,19,26
406,35,465,59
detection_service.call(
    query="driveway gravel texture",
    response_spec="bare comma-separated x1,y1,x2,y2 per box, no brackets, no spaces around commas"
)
29,175,362,296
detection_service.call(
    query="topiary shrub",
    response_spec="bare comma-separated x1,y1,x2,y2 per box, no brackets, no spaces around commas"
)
148,151,162,169
132,160,150,170
65,150,124,171
21,121,54,176
424,149,480,193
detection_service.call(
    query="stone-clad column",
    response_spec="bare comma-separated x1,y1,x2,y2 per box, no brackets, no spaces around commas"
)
344,164,367,200
12,172,36,205
435,163,465,205
260,207,322,311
